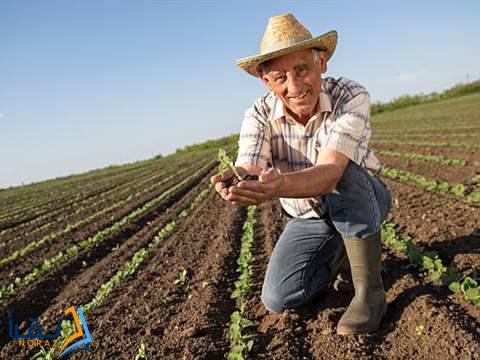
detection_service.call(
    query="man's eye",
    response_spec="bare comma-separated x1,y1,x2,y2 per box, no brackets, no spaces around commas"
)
297,68,308,76
274,76,286,83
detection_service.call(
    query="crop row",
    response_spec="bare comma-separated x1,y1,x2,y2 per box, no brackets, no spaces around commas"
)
227,205,257,360
0,152,213,248
0,163,174,246
0,151,208,230
0,160,215,300
0,152,177,210
30,185,212,359
0,159,164,222
374,124,480,133
372,140,480,150
381,166,480,204
375,150,466,166
0,158,170,230
0,150,212,227
375,132,474,139
0,155,207,256
0,164,198,267
382,222,480,307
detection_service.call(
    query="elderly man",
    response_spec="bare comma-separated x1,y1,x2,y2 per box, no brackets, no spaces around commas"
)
211,13,391,335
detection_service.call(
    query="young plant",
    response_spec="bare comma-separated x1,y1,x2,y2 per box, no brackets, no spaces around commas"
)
135,341,148,360
449,276,480,305
218,149,244,181
415,324,425,336
173,269,188,286
228,310,254,360
217,149,259,187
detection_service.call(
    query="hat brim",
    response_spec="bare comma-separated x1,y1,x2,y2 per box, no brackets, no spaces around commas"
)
236,30,337,77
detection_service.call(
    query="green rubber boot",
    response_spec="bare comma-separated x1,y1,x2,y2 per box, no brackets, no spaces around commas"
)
336,232,387,335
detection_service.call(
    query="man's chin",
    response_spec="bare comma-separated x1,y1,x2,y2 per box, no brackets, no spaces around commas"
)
293,107,315,119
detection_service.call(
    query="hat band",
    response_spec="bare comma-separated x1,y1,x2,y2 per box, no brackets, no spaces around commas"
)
260,36,312,54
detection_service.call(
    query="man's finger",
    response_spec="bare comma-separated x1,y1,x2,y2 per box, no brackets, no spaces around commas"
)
230,186,266,200
215,182,226,194
237,180,265,192
259,168,277,183
227,192,258,206
210,174,219,185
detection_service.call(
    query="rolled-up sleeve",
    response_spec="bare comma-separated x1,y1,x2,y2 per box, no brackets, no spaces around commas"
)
321,91,371,166
235,97,272,170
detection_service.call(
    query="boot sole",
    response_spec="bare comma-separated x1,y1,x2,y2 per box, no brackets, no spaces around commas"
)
336,303,388,336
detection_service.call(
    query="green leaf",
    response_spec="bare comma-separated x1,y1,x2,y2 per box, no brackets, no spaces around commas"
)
422,256,434,270
449,282,461,293
464,287,480,300
461,276,478,292
230,311,241,323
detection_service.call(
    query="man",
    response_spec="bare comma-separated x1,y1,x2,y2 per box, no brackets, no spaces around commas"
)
211,13,391,335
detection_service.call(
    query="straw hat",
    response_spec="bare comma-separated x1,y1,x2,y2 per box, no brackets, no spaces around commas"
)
237,13,337,77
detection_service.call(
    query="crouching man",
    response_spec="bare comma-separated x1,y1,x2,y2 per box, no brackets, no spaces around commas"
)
211,13,391,335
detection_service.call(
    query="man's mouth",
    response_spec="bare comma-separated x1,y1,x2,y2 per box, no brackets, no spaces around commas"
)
288,89,309,101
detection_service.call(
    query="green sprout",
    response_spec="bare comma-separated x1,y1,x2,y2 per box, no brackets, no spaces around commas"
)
135,341,148,360
217,149,244,181
415,324,425,336
173,269,188,286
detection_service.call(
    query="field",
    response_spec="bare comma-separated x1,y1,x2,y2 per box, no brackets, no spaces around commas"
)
0,93,479,359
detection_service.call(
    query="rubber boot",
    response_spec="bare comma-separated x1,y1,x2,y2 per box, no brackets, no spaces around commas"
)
327,242,353,292
336,232,387,335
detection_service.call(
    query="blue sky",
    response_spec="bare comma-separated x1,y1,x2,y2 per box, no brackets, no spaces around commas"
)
1,1,479,189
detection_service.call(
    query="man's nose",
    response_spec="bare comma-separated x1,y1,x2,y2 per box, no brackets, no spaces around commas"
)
286,74,303,94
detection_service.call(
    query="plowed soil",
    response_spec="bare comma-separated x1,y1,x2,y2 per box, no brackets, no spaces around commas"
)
2,172,479,359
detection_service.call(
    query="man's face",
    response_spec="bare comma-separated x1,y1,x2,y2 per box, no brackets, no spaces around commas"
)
260,49,326,123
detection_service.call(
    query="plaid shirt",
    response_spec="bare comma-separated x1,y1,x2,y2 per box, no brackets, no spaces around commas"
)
235,76,381,218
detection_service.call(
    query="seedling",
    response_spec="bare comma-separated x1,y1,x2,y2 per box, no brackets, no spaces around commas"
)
415,324,425,336
218,149,244,181
228,311,254,360
173,269,188,286
31,346,54,360
217,149,258,187
135,341,148,360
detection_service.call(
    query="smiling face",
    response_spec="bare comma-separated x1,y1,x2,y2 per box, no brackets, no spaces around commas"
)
259,49,327,124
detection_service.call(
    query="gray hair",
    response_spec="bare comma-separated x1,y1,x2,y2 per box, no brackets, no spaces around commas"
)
258,48,321,77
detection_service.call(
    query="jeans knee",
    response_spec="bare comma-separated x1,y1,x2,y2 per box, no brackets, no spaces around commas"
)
261,277,310,313
261,283,285,313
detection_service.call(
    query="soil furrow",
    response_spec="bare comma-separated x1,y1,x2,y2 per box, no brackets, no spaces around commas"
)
0,159,168,230
66,189,245,359
0,160,215,331
243,200,316,360
0,159,213,287
0,155,204,248
0,173,215,358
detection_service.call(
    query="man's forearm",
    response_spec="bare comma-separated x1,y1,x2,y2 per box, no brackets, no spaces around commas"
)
277,164,342,198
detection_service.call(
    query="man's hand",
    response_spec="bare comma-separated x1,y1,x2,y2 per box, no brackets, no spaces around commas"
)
227,168,284,206
211,163,264,204
210,167,238,201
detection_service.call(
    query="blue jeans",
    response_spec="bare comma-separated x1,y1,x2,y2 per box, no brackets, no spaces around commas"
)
261,161,392,313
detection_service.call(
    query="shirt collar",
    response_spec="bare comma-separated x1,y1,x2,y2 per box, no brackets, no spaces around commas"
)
271,78,332,124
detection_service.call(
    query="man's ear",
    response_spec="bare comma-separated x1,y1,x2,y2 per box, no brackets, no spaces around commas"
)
318,51,328,73
259,74,273,91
